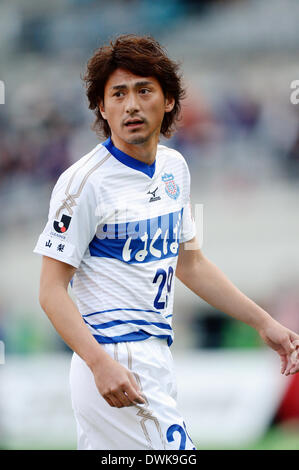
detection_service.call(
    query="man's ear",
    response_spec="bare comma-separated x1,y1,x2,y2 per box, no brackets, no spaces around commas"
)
165,95,175,113
98,99,107,120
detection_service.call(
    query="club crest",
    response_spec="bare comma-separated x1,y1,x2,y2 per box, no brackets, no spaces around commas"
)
161,173,180,200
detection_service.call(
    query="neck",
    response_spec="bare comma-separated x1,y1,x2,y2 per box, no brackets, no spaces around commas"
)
110,132,159,165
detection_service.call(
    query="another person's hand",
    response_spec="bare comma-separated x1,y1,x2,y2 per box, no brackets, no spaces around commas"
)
257,319,299,376
90,355,146,408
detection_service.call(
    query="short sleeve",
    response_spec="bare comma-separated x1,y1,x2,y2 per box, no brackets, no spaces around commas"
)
33,172,99,268
180,160,196,243
180,198,196,243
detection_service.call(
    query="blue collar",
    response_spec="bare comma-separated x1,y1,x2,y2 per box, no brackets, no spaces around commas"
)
102,137,156,178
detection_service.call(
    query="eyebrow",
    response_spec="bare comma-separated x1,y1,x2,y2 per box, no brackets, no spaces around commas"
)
110,80,154,91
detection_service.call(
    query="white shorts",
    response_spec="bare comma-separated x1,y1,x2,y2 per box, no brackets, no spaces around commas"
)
69,337,196,450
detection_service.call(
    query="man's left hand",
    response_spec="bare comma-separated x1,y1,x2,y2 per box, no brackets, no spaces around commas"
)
257,319,299,376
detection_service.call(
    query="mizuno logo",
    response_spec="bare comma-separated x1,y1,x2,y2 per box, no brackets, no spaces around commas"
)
147,187,161,202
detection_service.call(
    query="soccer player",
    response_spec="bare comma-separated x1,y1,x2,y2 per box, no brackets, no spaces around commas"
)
34,34,299,450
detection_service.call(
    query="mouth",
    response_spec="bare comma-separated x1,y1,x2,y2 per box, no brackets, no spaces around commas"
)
124,119,145,129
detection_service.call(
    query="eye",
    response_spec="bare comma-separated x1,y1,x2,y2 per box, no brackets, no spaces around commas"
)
114,91,124,97
139,88,150,95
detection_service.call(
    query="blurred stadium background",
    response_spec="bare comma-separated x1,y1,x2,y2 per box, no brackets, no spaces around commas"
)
1,0,299,450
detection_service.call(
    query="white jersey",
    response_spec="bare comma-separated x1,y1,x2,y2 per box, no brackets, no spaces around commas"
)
34,137,196,347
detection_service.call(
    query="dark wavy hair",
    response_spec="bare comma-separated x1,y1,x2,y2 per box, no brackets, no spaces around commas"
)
83,34,185,139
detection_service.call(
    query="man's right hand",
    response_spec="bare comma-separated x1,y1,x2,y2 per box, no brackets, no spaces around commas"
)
39,256,147,408
90,355,146,408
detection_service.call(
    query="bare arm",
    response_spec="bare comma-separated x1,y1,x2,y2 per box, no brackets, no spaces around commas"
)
176,237,299,376
39,256,145,407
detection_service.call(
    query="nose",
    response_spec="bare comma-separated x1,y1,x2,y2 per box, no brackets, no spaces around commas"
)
125,92,140,114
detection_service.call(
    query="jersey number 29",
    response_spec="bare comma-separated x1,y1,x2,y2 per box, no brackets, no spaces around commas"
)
152,266,174,310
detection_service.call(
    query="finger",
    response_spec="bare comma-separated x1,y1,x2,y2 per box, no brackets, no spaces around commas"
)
109,393,125,408
285,357,293,375
288,331,299,343
101,391,117,407
128,374,146,403
282,335,295,355
115,390,135,408
123,381,146,405
280,354,288,374
285,353,297,376
289,359,299,374
103,391,122,408
290,348,299,364
289,349,299,374
123,390,138,406
105,396,116,408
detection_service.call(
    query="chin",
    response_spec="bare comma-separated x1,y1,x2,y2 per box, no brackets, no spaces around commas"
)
126,134,149,145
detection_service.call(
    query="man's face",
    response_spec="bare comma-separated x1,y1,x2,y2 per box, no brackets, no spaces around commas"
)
99,68,174,146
